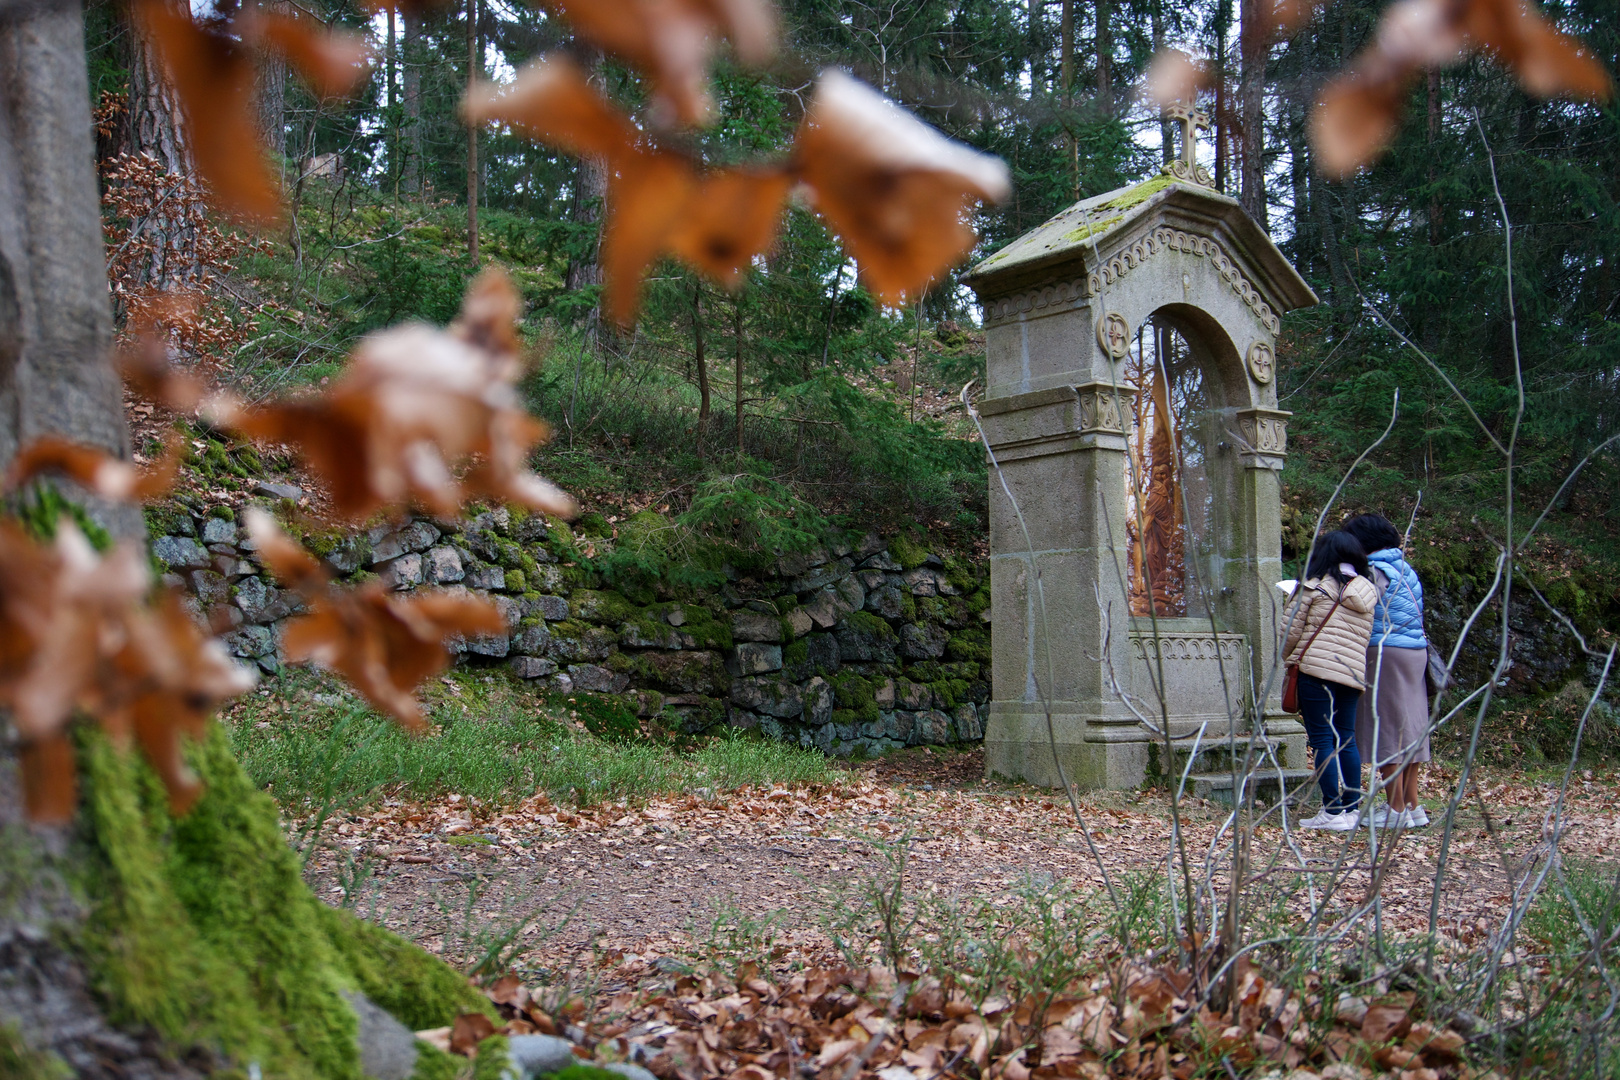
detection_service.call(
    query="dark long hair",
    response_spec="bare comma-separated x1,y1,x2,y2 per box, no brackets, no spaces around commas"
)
1306,529,1369,586
1342,513,1402,555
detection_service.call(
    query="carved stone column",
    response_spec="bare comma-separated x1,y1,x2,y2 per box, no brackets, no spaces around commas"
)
1228,406,1306,765
977,379,1143,789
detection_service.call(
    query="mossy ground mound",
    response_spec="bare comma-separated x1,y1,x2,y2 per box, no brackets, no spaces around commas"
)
67,724,493,1079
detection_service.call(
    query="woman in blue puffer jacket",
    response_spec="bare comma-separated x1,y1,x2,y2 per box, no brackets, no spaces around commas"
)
1343,514,1431,829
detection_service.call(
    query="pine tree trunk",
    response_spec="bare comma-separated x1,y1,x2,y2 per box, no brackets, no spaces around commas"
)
1288,92,1309,261
1096,0,1111,113
1213,0,1231,193
1427,70,1441,247
1028,0,1042,95
734,300,744,454
1153,0,1171,163
402,11,422,197
124,1,196,288
1061,0,1075,199
465,0,479,262
1238,0,1266,226
127,10,187,178
0,0,140,540
256,0,288,167
693,283,709,452
565,55,607,340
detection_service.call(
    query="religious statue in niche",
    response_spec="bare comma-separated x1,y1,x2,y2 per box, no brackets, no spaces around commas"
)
1124,328,1190,617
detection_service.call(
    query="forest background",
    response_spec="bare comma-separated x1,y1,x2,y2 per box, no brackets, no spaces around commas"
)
89,0,1619,722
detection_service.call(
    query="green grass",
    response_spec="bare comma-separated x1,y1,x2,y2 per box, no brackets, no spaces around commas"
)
226,670,835,811
1503,860,1620,1077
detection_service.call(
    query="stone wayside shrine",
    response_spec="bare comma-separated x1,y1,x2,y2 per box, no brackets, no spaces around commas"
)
962,110,1318,791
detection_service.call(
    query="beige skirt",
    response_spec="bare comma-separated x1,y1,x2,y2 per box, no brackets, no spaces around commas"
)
1356,645,1431,766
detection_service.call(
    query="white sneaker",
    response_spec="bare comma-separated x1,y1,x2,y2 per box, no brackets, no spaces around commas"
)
1300,809,1358,831
1360,803,1400,828
1402,807,1430,828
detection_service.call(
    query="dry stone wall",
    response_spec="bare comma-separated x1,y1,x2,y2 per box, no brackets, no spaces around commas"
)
148,499,992,759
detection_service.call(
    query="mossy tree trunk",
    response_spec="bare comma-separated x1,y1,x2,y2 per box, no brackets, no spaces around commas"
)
0,0,140,540
0,6,489,1073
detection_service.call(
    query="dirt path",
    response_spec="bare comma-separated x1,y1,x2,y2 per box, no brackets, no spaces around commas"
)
300,751,1620,983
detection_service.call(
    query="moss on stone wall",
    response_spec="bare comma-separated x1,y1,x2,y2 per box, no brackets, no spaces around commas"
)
946,627,991,665
688,610,733,651
830,672,880,724
887,535,929,571
1,1024,70,1080
70,724,493,1078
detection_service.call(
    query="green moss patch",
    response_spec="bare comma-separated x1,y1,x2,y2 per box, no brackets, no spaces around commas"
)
1099,171,1177,212
842,610,897,642
0,1024,69,1080
946,626,991,665
71,723,492,1079
471,1035,511,1080
407,1041,462,1080
887,535,929,571
546,1065,630,1080
1061,213,1123,244
830,672,880,724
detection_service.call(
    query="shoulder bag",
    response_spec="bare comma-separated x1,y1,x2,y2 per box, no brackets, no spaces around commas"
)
1281,586,1346,714
1420,610,1453,697
1395,560,1453,697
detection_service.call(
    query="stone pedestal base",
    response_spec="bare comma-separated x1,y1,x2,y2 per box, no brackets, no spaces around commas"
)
984,704,1310,792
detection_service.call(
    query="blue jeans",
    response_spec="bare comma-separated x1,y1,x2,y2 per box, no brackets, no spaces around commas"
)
1298,672,1363,813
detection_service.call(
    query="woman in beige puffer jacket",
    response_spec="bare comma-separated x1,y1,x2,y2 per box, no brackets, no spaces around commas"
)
1283,530,1378,830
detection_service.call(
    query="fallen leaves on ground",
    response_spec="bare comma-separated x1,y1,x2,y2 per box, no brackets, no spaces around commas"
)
459,955,1478,1080
290,756,1620,984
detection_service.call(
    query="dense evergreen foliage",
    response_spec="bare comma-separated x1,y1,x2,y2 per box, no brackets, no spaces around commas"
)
86,0,1619,582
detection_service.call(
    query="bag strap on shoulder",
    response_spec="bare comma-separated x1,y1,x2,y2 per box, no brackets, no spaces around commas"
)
1295,587,1347,666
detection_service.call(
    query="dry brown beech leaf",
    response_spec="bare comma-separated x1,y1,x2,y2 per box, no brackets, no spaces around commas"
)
1142,49,1216,108
0,523,151,749
1242,0,1321,56
6,434,182,503
599,150,699,326
99,590,258,813
543,0,777,128
244,510,508,729
213,269,575,521
17,734,77,824
462,55,642,162
1455,0,1614,99
794,70,1011,306
602,155,793,325
242,7,373,100
665,166,794,286
467,60,792,324
449,1012,500,1055
132,0,279,222
119,337,207,414
241,507,329,595
1312,0,1613,178
0,521,255,820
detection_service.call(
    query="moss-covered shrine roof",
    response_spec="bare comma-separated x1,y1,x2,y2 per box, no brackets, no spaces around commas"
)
962,171,1316,315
